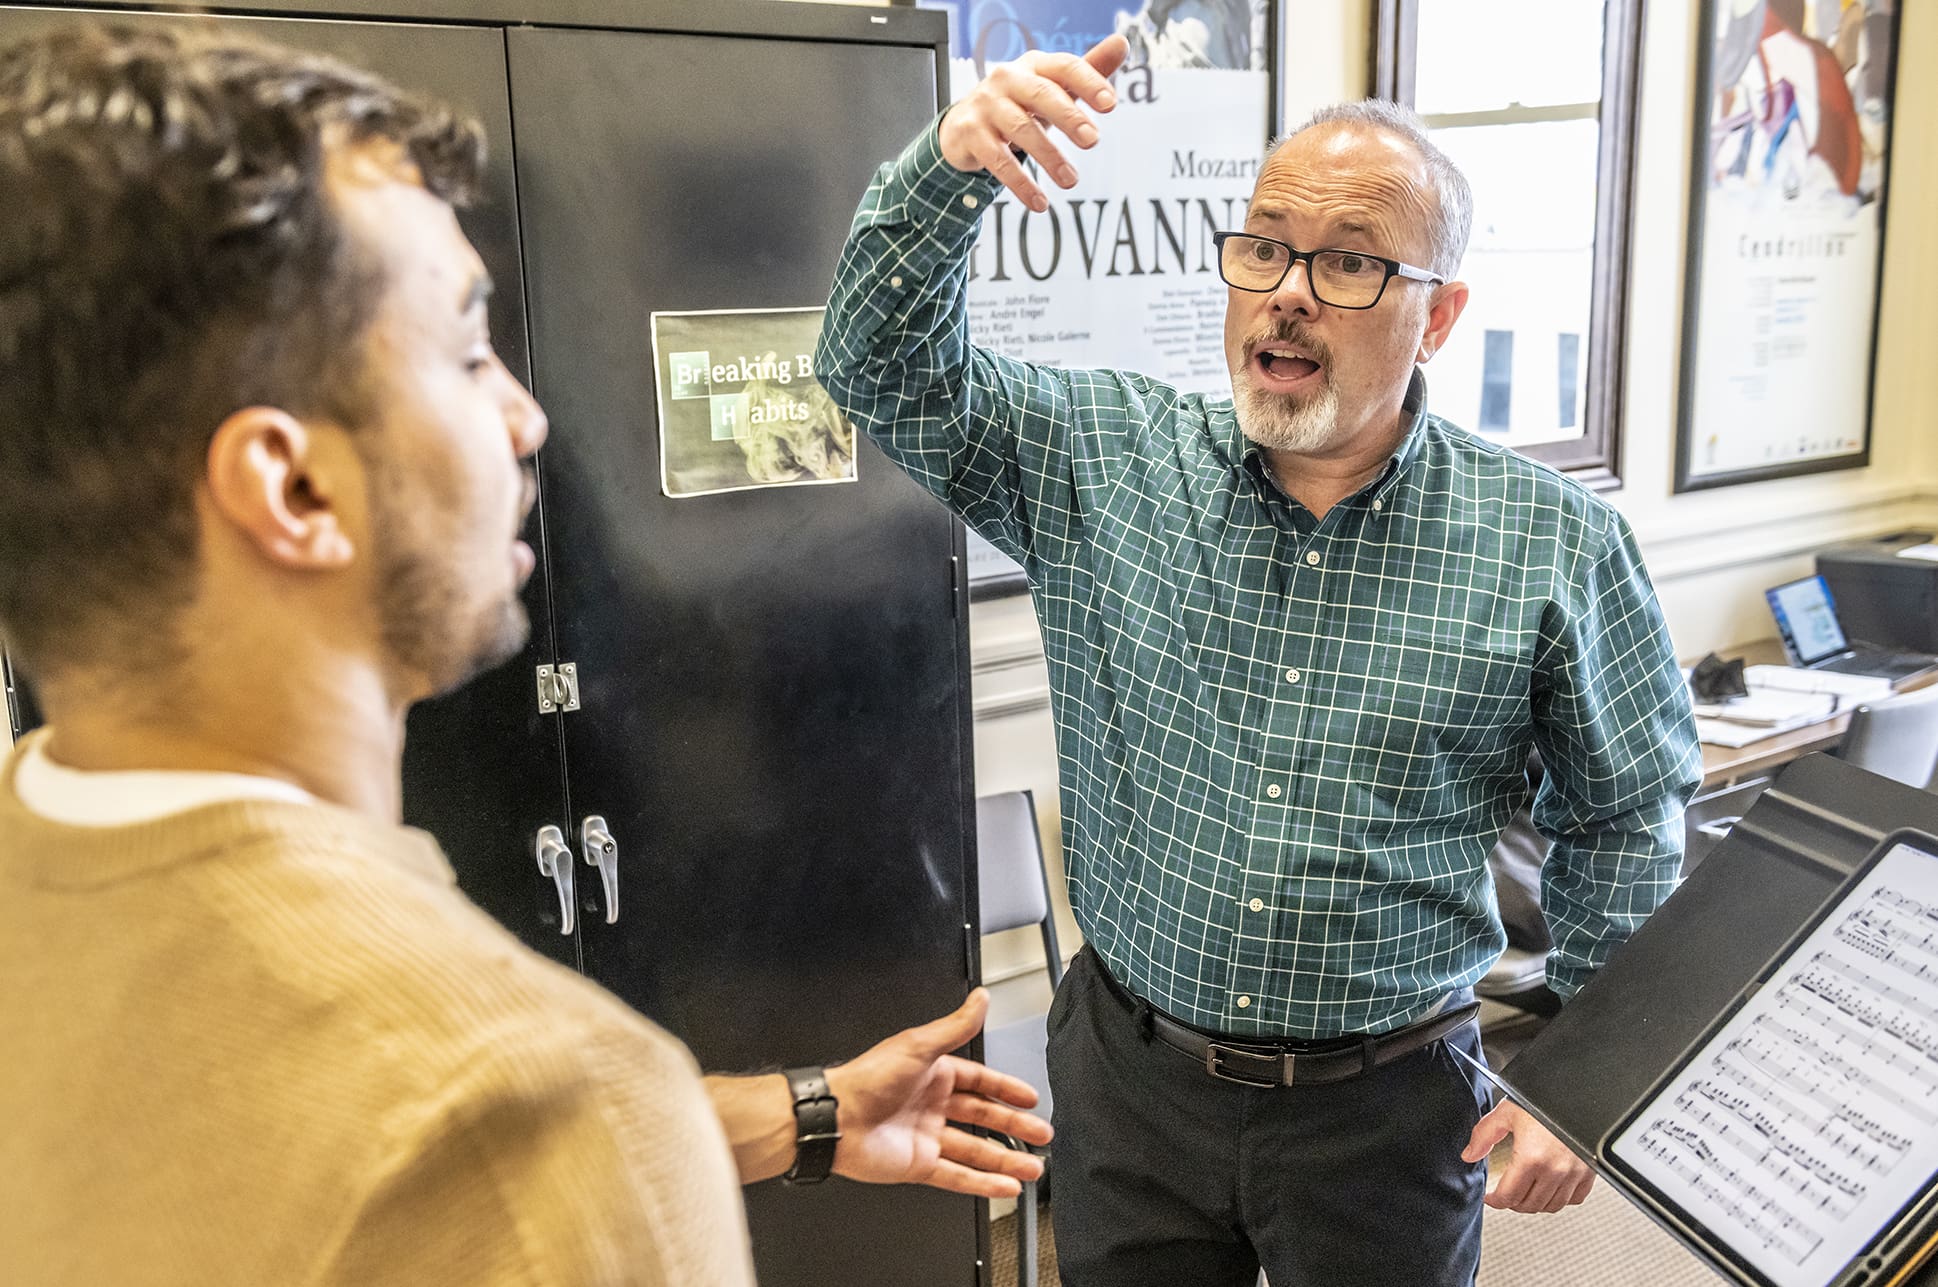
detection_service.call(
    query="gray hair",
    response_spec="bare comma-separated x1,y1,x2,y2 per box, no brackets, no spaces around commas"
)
1267,99,1473,280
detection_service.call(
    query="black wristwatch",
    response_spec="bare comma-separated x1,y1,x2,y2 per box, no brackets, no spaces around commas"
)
781,1066,841,1185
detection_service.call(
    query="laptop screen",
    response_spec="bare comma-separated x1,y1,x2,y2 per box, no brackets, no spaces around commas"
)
1606,834,1938,1287
1767,575,1850,666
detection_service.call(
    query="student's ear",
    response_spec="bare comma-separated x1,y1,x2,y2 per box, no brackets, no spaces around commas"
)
1417,281,1470,364
203,407,357,570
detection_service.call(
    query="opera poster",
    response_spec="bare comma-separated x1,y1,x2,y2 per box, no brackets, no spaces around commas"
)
650,308,857,499
924,1,1273,594
1675,0,1899,492
924,0,1272,394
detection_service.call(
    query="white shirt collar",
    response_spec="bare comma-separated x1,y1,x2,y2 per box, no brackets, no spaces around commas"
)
15,733,316,828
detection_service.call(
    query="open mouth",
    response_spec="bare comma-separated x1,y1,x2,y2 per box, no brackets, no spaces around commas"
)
1251,346,1324,393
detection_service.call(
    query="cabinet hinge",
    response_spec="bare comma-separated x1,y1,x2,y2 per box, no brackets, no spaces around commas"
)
536,662,581,714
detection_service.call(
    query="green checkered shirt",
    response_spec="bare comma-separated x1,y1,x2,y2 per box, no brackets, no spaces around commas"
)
818,124,1701,1039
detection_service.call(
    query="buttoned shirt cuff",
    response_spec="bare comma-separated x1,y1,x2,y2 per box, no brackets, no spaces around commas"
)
1545,959,1590,1002
859,112,1005,276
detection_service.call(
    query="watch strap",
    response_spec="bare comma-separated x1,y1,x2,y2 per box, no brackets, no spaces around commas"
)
781,1066,840,1185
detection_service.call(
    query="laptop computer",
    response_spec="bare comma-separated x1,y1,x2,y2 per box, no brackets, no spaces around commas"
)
1765,575,1938,683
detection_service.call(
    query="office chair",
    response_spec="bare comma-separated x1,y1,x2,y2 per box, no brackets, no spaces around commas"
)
1837,686,1938,789
1475,804,1563,1019
975,790,1064,1287
1475,755,1565,1020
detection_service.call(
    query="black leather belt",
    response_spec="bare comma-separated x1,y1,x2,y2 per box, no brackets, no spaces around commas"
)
1090,949,1481,1088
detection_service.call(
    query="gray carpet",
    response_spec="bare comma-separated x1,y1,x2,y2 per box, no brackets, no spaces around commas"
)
1476,1172,1724,1286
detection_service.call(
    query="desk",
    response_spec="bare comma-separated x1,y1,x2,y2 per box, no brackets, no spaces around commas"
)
1695,639,1937,790
1701,718,1852,790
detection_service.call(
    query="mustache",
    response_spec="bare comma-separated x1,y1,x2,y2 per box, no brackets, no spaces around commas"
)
1246,320,1332,367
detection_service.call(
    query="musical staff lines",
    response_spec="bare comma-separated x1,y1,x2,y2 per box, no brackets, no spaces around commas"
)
1634,1121,1826,1265
1612,851,1938,1287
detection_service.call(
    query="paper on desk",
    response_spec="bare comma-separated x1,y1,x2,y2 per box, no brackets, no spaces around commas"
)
1691,688,1835,725
1895,542,1938,561
1744,664,1893,703
1694,715,1825,747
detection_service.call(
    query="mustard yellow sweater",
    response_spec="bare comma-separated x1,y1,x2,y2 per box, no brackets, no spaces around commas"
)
0,732,755,1286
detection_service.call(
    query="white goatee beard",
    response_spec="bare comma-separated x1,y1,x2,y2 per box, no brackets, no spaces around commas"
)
1234,376,1343,453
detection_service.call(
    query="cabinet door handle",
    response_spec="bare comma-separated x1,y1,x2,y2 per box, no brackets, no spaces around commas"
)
536,825,575,936
581,815,619,924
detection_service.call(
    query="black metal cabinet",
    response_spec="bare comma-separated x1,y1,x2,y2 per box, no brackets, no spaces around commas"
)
2,4,980,1284
504,26,979,1285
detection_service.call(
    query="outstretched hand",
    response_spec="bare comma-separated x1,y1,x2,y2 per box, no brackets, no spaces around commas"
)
939,34,1128,212
826,988,1055,1198
1462,1099,1595,1214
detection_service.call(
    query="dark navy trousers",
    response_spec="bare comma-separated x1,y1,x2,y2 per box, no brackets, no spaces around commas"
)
1046,946,1491,1287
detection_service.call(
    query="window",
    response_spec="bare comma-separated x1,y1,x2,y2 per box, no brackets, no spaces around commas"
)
1480,329,1514,431
1557,332,1580,430
1374,0,1644,488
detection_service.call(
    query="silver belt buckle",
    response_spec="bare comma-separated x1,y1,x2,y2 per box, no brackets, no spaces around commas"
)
1204,1041,1286,1087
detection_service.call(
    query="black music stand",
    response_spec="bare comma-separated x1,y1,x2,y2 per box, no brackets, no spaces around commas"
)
1495,753,1938,1287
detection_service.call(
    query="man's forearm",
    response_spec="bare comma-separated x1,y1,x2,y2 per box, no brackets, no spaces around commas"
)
815,118,994,403
816,119,1081,563
702,1074,797,1185
1540,810,1687,999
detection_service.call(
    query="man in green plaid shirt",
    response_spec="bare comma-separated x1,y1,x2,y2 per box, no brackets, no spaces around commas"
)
819,34,1699,1287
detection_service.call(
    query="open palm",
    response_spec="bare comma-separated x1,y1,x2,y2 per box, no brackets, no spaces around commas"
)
826,989,1054,1198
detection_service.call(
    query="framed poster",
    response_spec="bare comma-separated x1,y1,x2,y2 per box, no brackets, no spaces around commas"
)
923,1,1278,595
1674,0,1901,493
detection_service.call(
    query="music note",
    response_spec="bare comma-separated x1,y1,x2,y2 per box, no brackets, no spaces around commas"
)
1610,843,1938,1287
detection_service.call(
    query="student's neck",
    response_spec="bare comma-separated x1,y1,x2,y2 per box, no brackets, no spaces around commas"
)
39,659,410,823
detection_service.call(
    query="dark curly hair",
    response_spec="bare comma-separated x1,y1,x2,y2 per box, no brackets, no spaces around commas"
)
0,23,484,679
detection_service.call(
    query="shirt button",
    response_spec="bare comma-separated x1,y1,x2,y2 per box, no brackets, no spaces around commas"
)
1249,897,1264,912
1265,783,1282,799
1305,551,1321,567
1284,668,1301,683
962,194,980,209
890,275,903,288
1236,995,1252,1009
1372,498,1384,512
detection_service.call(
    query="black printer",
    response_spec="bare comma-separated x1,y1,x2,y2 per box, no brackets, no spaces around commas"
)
1816,532,1938,652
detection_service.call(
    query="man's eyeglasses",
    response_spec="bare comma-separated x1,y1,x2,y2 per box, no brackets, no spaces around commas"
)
1210,232,1444,310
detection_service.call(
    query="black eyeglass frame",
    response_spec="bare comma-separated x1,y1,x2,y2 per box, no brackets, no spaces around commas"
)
1210,231,1445,310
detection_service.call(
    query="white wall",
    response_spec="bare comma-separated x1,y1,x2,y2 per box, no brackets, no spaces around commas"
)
973,0,1938,1023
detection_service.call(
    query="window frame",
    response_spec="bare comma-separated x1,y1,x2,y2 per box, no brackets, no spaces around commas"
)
1372,0,1646,491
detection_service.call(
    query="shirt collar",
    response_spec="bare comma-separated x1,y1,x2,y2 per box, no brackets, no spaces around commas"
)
2,730,455,891
16,730,316,827
1229,368,1432,511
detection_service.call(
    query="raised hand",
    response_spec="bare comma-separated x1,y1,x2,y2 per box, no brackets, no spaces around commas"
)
938,34,1129,213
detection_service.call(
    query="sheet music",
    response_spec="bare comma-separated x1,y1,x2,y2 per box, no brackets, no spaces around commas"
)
1609,841,1938,1287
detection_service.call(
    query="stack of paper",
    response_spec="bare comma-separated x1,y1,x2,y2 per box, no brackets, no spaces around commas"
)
1744,664,1893,705
1693,675,1843,748
1692,688,1836,725
1692,719,1781,749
